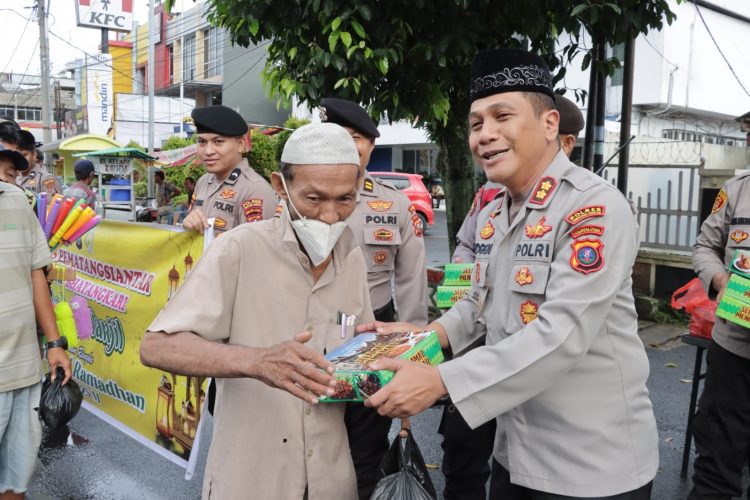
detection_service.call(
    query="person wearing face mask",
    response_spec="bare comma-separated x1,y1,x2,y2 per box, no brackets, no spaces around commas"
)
318,97,428,499
142,122,374,500
182,105,277,235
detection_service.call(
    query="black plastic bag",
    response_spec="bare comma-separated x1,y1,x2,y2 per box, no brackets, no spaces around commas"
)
370,429,437,500
38,367,82,428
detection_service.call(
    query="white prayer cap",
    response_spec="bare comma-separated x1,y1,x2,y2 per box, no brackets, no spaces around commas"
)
280,122,360,166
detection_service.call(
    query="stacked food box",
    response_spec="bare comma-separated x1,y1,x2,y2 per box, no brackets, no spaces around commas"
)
435,263,474,309
716,250,750,329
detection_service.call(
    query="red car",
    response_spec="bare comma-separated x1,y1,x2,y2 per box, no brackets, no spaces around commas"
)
369,172,434,229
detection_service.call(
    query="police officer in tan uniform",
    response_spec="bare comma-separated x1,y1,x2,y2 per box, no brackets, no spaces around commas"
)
441,94,585,499
182,105,277,235
690,171,750,499
319,98,427,499
452,94,582,265
16,130,61,196
362,48,658,499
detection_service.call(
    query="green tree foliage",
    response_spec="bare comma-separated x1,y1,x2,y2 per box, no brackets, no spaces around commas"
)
158,135,205,192
169,0,677,249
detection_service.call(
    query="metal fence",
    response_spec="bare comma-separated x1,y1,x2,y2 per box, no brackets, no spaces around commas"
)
602,165,700,253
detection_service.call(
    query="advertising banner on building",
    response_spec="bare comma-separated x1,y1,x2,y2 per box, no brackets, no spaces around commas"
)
75,0,134,32
51,221,208,474
85,54,114,136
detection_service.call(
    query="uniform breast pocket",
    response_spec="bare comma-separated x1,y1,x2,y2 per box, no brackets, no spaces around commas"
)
507,263,551,295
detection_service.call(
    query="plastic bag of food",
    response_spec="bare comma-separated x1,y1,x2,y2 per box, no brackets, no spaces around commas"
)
38,367,83,428
370,430,437,500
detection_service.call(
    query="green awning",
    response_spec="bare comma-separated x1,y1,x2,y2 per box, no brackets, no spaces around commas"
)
73,147,156,160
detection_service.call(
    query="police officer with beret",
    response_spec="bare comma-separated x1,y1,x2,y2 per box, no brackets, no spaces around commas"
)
362,48,658,499
15,129,61,197
182,105,277,235
320,97,428,499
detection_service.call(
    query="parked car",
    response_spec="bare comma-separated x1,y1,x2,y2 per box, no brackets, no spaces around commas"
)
369,172,434,230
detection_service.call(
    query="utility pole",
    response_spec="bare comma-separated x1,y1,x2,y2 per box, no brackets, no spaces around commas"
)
147,0,155,198
179,35,185,138
37,0,52,164
101,28,109,54
54,79,61,140
592,42,607,173
617,32,636,196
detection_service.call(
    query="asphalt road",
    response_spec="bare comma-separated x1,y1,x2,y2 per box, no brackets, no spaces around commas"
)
28,207,744,499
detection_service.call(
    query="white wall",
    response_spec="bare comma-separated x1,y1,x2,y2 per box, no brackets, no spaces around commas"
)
114,93,195,146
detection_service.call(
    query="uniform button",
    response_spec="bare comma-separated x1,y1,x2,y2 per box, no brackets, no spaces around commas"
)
305,407,312,416
301,257,309,265
308,449,314,458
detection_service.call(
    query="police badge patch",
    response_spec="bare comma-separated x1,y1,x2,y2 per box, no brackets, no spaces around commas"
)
711,189,727,214
570,238,604,274
520,301,539,324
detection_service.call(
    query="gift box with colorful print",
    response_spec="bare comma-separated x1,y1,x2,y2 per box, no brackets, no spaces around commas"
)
716,272,750,329
320,331,444,402
436,285,471,309
442,263,474,286
729,249,750,280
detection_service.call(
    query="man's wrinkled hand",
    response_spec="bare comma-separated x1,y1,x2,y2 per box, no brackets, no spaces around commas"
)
355,321,424,335
47,348,72,386
254,331,337,405
182,208,209,234
363,358,447,419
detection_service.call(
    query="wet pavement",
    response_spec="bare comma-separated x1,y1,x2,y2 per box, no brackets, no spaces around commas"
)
27,207,747,499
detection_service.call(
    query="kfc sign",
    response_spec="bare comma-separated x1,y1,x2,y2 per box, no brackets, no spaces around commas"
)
75,0,133,32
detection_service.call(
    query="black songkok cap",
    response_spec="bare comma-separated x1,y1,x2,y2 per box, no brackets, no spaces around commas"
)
470,48,555,103
319,98,380,138
555,94,584,135
191,105,248,136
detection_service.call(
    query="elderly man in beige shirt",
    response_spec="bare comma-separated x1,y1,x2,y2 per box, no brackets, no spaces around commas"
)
141,123,374,500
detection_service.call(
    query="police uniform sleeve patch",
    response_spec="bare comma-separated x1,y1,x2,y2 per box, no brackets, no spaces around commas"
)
711,189,727,214
570,238,604,274
411,214,424,237
529,176,557,205
565,205,606,225
570,224,605,239
520,301,539,324
242,198,264,222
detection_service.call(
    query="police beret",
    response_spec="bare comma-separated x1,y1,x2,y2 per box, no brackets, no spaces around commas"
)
555,94,584,135
191,105,248,136
0,143,29,171
470,48,555,103
319,98,380,138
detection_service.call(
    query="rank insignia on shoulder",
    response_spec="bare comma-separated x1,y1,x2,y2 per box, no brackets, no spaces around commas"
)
520,301,539,324
226,168,241,184
28,171,36,179
214,217,227,230
220,189,236,200
730,230,748,244
479,220,495,240
368,200,393,212
525,216,552,238
363,179,374,192
570,238,604,274
373,228,394,241
529,176,556,205
570,224,605,239
373,250,388,264
515,266,534,286
711,189,727,214
565,205,605,225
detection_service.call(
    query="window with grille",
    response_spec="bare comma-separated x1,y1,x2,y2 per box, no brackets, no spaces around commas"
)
183,35,196,82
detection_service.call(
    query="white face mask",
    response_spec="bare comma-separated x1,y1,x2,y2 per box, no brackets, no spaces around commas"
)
280,175,348,266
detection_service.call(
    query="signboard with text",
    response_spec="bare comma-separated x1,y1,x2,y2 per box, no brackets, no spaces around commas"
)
94,156,133,175
75,0,134,32
85,54,113,136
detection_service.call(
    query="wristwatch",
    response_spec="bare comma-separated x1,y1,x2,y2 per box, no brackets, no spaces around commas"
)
46,337,68,351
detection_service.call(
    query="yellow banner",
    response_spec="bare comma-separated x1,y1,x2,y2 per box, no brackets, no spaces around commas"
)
51,220,207,468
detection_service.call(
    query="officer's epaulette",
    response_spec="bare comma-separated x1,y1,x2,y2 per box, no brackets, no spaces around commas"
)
27,171,36,179
363,177,374,192
226,167,242,185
